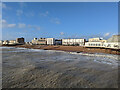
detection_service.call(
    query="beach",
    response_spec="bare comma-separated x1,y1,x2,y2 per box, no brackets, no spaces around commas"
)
2,47,119,88
5,45,120,55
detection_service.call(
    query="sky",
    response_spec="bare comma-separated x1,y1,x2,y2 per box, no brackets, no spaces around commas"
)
1,2,118,41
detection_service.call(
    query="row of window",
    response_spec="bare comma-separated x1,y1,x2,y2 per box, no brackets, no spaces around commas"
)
89,44,102,46
62,42,84,43
63,42,84,44
88,44,119,48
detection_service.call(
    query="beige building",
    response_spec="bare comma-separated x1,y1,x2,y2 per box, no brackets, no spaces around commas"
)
32,38,47,45
88,38,107,42
85,37,107,47
9,40,16,45
101,40,107,43
85,42,105,47
62,39,86,46
2,37,25,45
26,42,33,45
89,38,100,42
3,40,9,45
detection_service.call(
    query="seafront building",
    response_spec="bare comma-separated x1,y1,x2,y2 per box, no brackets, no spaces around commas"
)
3,40,9,45
85,38,107,47
1,37,25,45
88,38,107,43
85,35,120,49
16,37,25,44
32,38,47,45
62,39,86,46
1,35,120,49
104,35,120,49
46,38,55,45
9,40,16,45
31,38,56,45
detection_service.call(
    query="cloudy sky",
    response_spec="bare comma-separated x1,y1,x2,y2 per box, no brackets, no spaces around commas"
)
2,2,118,41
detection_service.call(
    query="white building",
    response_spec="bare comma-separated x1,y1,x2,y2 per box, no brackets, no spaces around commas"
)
85,35,120,49
47,38,55,45
104,42,120,49
85,42,120,49
85,37,107,47
62,39,85,46
85,42,104,47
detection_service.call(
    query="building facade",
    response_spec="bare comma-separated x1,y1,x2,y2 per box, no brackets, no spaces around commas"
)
32,38,47,45
46,38,55,45
88,38,107,42
9,40,16,45
85,42,104,47
88,38,101,42
105,35,120,49
103,42,120,49
62,39,85,46
85,37,107,47
2,37,25,45
3,40,9,45
16,37,25,44
85,35,120,49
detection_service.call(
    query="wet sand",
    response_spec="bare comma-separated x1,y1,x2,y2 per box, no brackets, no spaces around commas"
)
5,45,120,55
2,47,119,88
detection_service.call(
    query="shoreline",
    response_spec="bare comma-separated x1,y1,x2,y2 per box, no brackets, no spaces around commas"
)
2,45,120,55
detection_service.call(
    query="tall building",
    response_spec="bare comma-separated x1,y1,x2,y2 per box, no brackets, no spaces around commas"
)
16,37,25,44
